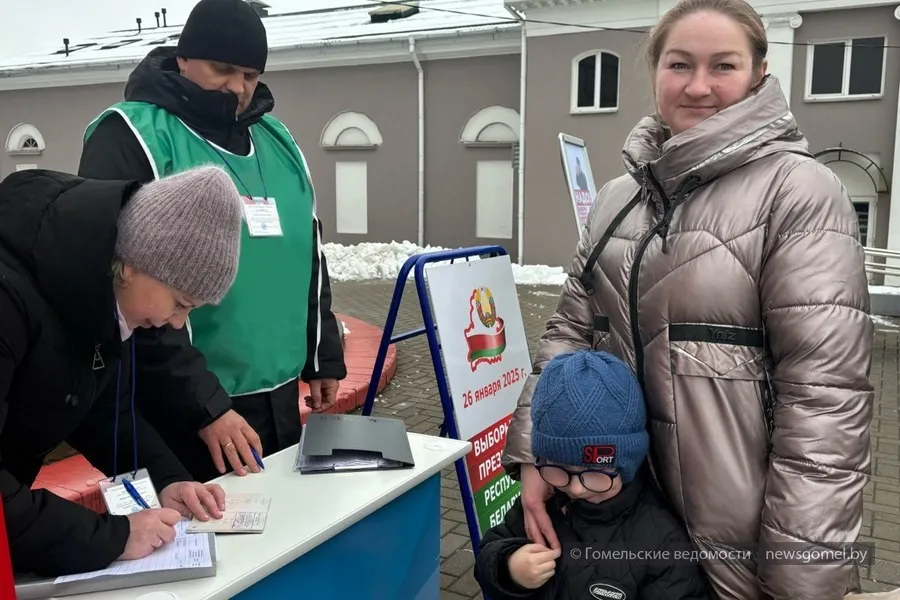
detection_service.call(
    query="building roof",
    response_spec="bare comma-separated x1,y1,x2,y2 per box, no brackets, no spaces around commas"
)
0,0,518,74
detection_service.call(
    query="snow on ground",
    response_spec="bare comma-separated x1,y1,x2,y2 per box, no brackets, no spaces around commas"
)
869,285,900,296
872,315,900,329
321,242,900,308
529,290,564,297
322,241,568,286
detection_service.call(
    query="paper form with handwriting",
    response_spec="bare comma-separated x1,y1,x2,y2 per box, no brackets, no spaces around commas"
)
54,520,212,583
186,493,271,534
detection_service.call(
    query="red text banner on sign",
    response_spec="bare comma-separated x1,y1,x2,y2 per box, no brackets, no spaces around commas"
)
464,414,513,491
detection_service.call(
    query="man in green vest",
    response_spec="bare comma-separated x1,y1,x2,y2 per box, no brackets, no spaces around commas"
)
78,0,346,483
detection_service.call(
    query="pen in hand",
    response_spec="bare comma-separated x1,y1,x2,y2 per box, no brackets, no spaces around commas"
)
251,447,265,471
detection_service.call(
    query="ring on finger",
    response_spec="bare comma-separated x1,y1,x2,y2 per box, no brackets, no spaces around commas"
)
223,441,235,449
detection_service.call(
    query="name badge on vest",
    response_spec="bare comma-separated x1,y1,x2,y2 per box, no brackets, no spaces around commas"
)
242,196,283,237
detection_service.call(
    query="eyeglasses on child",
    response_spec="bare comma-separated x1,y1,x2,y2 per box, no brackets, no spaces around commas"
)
536,462,619,493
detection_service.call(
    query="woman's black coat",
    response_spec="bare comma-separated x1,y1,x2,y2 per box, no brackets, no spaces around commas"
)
0,169,192,576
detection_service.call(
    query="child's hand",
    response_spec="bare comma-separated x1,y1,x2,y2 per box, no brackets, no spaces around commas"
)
507,543,561,589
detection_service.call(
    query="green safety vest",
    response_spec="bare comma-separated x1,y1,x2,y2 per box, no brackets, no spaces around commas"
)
84,102,316,397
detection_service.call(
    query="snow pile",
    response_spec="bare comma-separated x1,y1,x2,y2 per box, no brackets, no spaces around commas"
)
322,241,451,281
322,241,568,286
322,242,900,295
869,285,900,296
511,263,568,286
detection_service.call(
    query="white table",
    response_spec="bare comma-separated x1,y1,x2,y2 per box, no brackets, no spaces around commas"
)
26,432,470,600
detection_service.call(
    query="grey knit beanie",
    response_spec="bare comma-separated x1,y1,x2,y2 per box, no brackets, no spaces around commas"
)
115,165,243,304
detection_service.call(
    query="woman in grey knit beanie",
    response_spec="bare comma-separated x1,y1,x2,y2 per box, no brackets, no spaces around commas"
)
113,165,243,336
0,164,243,575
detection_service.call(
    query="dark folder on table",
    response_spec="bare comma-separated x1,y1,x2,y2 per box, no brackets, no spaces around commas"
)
294,413,415,473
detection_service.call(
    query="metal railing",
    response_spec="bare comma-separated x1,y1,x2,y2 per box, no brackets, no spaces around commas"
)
864,247,900,278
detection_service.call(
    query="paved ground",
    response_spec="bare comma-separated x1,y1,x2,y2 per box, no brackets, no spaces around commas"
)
331,279,900,598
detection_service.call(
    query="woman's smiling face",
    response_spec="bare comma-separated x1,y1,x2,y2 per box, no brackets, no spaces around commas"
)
654,10,766,135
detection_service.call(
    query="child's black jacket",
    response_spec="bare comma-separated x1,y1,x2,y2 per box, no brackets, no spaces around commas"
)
473,469,711,600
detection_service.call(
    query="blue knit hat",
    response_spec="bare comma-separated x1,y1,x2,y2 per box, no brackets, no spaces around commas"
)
531,351,649,483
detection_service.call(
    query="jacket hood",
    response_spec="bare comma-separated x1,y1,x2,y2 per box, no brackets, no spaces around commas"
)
0,169,141,342
124,47,274,136
623,75,811,197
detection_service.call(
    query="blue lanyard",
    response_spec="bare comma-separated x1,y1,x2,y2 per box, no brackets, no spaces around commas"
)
111,329,138,482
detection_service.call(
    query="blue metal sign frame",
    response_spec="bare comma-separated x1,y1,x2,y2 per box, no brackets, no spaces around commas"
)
361,245,509,579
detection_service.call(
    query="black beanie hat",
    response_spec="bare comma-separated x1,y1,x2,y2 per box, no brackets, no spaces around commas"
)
176,0,268,73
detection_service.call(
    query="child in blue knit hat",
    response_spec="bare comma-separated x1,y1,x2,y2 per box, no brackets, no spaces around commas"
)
474,350,710,600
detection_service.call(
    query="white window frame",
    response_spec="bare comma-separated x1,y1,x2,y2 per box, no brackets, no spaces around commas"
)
853,198,877,248
6,123,46,155
570,49,620,114
804,35,887,102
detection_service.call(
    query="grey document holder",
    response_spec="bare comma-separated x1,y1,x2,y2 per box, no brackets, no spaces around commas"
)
13,532,217,599
294,413,415,473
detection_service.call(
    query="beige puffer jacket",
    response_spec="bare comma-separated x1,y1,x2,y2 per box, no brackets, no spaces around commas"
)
502,76,874,600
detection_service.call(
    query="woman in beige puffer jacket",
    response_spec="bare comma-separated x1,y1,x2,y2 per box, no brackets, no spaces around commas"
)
501,1,874,599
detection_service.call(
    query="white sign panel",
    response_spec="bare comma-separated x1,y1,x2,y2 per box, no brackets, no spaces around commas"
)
426,254,531,533
427,255,532,440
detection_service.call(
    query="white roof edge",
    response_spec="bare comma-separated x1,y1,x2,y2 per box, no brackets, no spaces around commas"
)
0,26,522,91
0,22,519,77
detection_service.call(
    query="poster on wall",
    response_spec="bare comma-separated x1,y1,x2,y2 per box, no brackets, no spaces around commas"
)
426,255,531,534
558,133,597,231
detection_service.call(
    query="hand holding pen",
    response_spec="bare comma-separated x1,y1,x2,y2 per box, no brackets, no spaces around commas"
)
119,508,182,560
115,478,181,560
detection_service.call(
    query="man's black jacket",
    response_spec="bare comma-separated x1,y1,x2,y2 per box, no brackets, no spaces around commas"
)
0,169,193,576
474,470,712,600
77,47,346,433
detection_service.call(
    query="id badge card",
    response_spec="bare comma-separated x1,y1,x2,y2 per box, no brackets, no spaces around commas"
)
98,468,162,516
241,196,283,237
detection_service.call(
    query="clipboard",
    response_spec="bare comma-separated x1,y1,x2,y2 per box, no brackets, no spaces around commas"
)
13,531,217,599
294,413,415,474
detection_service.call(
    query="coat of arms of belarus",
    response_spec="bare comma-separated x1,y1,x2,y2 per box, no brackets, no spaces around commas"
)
463,286,507,372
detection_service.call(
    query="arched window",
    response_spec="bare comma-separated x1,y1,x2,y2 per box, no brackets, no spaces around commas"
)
459,105,519,146
320,111,383,149
571,50,620,113
6,123,46,155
